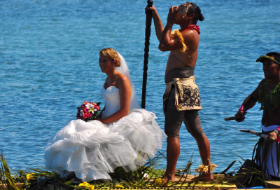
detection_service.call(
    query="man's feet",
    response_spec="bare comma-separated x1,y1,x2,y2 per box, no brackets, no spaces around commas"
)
191,173,214,182
162,177,175,183
193,163,216,182
163,172,178,182
154,176,175,187
200,172,214,181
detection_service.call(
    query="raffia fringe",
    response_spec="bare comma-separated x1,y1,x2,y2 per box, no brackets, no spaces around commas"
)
195,163,218,174
170,29,187,53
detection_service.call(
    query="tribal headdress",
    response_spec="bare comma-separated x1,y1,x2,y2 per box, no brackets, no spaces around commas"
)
256,55,280,65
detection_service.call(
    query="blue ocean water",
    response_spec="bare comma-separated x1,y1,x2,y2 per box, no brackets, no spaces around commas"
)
1,0,280,174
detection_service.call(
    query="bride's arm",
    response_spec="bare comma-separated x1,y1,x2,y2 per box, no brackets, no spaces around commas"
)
96,105,105,119
99,76,131,124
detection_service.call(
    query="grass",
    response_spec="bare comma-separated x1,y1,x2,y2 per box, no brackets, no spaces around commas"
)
1,151,263,190
0,153,23,190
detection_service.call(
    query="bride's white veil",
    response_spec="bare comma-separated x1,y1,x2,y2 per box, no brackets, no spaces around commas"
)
116,53,140,110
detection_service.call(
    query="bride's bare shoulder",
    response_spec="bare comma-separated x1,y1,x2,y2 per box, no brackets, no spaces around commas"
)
115,73,131,90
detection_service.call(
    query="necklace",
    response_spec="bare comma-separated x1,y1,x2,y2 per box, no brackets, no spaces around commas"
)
179,25,200,34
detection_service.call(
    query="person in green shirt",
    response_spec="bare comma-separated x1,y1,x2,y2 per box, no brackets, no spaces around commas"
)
235,52,280,179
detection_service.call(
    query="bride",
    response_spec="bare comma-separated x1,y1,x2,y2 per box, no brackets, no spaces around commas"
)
44,48,166,182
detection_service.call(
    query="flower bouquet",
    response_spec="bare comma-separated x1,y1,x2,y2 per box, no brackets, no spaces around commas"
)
77,101,101,121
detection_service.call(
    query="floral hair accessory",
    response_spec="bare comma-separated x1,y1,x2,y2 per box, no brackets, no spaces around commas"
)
256,55,280,65
77,101,101,121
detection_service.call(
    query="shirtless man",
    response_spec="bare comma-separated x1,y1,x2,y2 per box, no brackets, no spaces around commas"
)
235,52,280,179
147,2,213,181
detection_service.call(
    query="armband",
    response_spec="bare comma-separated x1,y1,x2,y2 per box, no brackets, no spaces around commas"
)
239,105,245,111
275,126,280,143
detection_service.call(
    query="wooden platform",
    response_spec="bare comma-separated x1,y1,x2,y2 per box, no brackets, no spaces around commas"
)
145,174,280,189
0,183,24,190
147,174,236,189
1,176,279,189
265,180,280,188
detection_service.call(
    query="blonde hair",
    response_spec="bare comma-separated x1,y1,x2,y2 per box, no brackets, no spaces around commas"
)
99,48,121,67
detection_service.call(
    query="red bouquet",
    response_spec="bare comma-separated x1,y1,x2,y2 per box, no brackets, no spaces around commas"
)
77,101,101,121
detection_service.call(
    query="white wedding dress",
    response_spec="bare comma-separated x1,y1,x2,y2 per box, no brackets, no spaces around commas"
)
44,86,166,182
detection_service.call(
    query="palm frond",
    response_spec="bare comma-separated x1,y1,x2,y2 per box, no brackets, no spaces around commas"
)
0,153,21,190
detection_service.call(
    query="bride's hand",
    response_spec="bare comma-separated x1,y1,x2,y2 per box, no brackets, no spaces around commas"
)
96,112,103,119
95,118,103,123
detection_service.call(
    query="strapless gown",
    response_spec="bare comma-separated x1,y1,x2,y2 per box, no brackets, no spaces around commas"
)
44,86,166,182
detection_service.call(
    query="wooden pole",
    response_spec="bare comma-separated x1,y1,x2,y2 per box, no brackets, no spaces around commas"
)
224,116,236,121
141,0,153,109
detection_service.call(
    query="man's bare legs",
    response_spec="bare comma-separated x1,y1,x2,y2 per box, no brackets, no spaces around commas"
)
187,111,213,181
164,137,180,181
194,133,213,180
163,135,213,182
163,88,213,182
